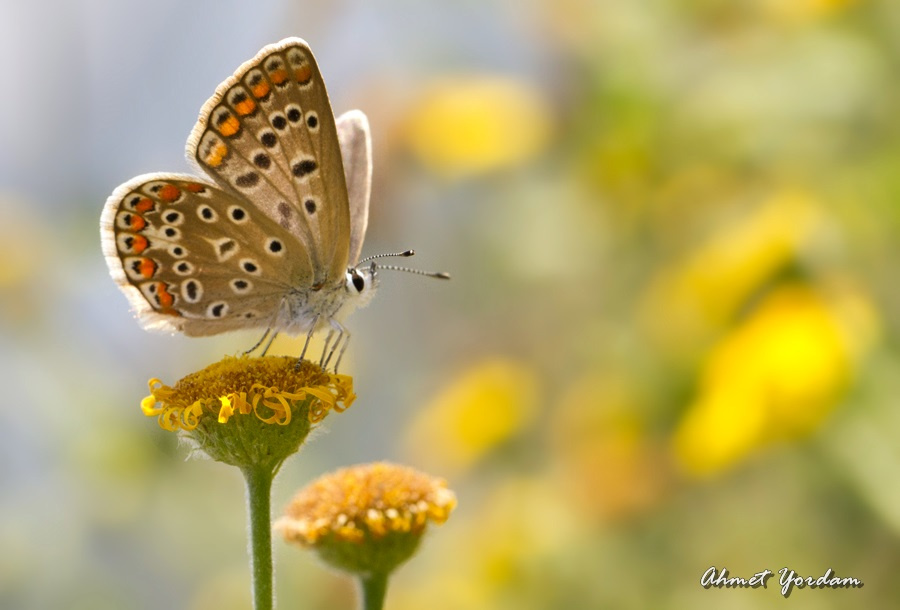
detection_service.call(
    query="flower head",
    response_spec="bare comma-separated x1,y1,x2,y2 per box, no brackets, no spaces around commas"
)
276,462,456,576
141,356,355,469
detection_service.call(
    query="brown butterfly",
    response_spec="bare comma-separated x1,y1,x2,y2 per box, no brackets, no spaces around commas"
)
101,38,447,371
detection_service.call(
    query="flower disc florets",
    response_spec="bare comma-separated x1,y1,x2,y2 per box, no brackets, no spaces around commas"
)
276,462,456,575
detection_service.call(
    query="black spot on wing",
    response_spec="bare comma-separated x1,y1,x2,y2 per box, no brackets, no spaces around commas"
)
292,160,317,178
235,172,260,188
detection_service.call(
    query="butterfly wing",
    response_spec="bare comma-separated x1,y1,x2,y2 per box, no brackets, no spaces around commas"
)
100,173,312,336
336,110,372,266
186,37,350,289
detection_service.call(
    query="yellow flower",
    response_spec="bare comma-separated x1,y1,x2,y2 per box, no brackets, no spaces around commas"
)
141,356,355,469
673,282,878,476
142,356,354,430
276,462,456,576
404,76,552,178
404,359,539,476
642,190,823,354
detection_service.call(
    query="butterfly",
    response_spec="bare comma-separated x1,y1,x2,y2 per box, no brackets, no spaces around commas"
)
100,38,447,371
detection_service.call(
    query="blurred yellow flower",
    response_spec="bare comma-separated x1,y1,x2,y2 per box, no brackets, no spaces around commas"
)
642,190,824,354
404,76,552,178
673,282,878,476
762,0,860,23
404,359,539,475
551,374,670,521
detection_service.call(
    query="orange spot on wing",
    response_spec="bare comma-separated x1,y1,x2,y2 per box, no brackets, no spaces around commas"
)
139,258,158,278
135,198,155,213
205,142,229,167
270,69,288,85
234,98,256,116
217,115,241,137
294,65,312,84
184,182,206,193
251,81,270,99
129,215,147,231
156,283,175,308
132,235,149,254
158,184,181,202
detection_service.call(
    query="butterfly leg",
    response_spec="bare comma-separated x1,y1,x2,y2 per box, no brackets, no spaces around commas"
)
319,328,336,368
323,319,349,373
295,315,320,371
333,325,351,374
260,331,279,357
244,328,271,355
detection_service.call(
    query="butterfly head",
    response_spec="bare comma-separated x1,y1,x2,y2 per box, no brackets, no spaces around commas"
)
344,262,379,308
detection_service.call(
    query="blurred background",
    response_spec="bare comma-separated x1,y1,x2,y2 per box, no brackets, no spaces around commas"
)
2,0,900,608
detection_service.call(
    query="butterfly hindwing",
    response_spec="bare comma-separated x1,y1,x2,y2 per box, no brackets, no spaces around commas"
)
187,38,350,289
100,173,313,336
336,110,372,266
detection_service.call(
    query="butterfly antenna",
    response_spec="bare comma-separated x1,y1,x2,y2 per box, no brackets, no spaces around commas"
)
356,250,415,265
377,264,451,280
357,249,450,279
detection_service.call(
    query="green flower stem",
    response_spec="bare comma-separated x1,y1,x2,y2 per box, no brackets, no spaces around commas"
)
360,571,389,610
243,466,276,610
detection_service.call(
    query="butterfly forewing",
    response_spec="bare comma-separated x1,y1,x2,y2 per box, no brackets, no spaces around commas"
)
187,38,350,288
101,173,313,336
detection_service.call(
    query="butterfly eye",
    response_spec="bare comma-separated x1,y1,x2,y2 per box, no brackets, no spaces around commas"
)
351,270,365,293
